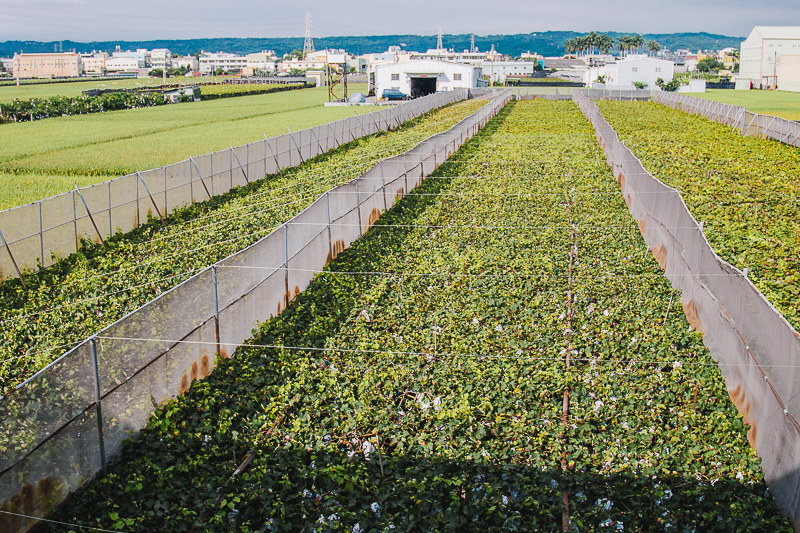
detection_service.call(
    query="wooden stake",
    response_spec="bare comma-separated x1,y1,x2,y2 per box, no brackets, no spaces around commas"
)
663,294,674,324
692,382,699,413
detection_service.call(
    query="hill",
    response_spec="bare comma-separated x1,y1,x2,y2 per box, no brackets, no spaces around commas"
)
1,31,744,58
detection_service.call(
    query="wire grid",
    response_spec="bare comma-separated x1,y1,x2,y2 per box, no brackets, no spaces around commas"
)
0,90,510,533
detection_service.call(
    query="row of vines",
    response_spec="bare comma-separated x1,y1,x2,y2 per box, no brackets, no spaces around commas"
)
36,100,790,532
597,101,800,331
0,98,487,392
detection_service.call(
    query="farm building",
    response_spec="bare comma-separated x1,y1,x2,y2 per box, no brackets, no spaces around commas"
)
740,26,800,88
583,56,674,89
778,54,800,92
374,59,482,99
12,52,81,78
481,61,535,84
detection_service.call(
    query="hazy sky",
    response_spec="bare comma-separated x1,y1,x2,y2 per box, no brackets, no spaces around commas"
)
2,0,798,42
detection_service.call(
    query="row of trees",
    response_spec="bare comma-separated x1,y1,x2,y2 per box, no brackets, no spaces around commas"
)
564,33,661,57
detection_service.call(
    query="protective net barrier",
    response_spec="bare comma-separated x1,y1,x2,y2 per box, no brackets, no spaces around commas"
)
574,89,800,529
0,90,511,533
0,90,468,283
653,91,800,147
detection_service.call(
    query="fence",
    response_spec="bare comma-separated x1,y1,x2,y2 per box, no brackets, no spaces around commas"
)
0,89,468,282
0,89,512,533
574,89,800,530
653,91,800,147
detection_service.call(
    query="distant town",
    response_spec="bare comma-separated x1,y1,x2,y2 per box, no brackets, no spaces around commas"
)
1,25,798,97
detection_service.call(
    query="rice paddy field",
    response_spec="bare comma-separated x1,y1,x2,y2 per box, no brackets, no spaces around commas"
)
33,99,790,532
688,89,800,121
0,85,374,210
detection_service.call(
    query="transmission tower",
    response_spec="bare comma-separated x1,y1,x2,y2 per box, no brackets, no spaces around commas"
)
437,26,443,50
303,12,315,55
470,34,476,53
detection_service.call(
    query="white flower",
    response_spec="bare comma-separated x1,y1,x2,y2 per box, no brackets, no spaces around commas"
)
362,441,376,456
371,502,380,513
594,400,604,411
502,495,510,505
433,396,442,411
472,317,480,326
559,312,566,320
495,324,504,332
603,309,610,316
303,489,312,498
629,337,637,346
516,349,523,355
328,514,339,521
736,471,744,480
353,523,363,533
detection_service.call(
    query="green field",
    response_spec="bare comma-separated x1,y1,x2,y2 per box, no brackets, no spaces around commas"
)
688,89,800,121
0,76,236,103
0,85,374,209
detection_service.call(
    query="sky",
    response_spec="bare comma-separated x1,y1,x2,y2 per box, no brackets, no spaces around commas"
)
2,0,799,42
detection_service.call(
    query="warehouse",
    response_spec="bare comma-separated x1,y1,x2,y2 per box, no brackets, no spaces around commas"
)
584,56,674,89
740,26,800,88
374,59,482,99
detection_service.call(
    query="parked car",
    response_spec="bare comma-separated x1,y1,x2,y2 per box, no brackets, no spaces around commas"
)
381,88,409,101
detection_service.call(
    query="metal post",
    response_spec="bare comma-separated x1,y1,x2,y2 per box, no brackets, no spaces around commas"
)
74,183,107,249
380,161,387,211
265,134,283,177
0,228,26,286
90,337,107,474
212,265,221,355
136,171,166,225
287,128,305,163
355,179,363,237
326,192,333,262
210,153,215,196
311,127,321,158
39,201,44,268
327,122,340,148
230,144,250,185
107,182,113,238
190,157,213,199
164,167,168,216
283,224,289,307
73,190,78,252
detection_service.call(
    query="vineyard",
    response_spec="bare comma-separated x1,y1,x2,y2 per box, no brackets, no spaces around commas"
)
597,101,800,331
199,83,301,100
0,98,486,392
32,100,790,532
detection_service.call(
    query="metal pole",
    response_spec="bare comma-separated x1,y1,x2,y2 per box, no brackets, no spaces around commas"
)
355,179,363,237
39,201,44,268
212,265,221,355
136,171,166,225
74,183,108,249
380,160,387,211
0,228,26,286
287,128,305,163
283,224,289,308
326,192,333,262
90,337,107,474
264,134,283,178
311,127,321,158
190,157,213,199
328,122,340,148
230,144,250,185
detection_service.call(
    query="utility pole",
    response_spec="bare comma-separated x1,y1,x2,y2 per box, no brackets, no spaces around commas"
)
437,26,443,50
303,12,315,56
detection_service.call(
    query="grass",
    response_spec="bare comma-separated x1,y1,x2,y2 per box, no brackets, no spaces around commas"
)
687,88,800,121
0,86,376,209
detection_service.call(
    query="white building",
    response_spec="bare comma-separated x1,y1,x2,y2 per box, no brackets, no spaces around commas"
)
374,59,482,99
481,61,534,83
740,26,800,88
778,54,800,92
105,57,143,73
245,51,279,75
584,57,674,89
172,56,199,72
113,48,151,67
199,52,247,74
80,52,108,75
150,49,173,70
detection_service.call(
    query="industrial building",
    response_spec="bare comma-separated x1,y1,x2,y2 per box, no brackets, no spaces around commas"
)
740,26,800,88
12,52,81,78
778,54,800,92
481,61,535,84
374,59,483,99
583,56,674,90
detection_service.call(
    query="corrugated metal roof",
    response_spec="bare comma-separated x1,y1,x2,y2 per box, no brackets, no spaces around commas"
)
754,26,800,39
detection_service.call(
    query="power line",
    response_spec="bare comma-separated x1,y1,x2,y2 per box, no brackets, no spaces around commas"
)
0,510,123,533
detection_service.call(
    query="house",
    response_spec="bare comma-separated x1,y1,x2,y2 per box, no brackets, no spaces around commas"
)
374,59,482,99
12,52,81,78
740,26,800,88
112,48,151,67
584,57,674,89
150,49,173,71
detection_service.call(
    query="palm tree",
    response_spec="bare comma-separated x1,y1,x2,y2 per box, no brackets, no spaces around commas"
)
587,31,599,55
616,35,631,57
598,33,614,55
647,40,661,56
564,38,576,56
632,34,645,54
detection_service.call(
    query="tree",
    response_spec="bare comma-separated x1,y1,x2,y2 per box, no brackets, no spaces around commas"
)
148,68,163,78
214,67,224,76
697,57,724,72
633,81,648,89
631,34,645,54
289,68,305,76
598,33,614,54
656,77,680,91
647,40,661,56
616,35,632,57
